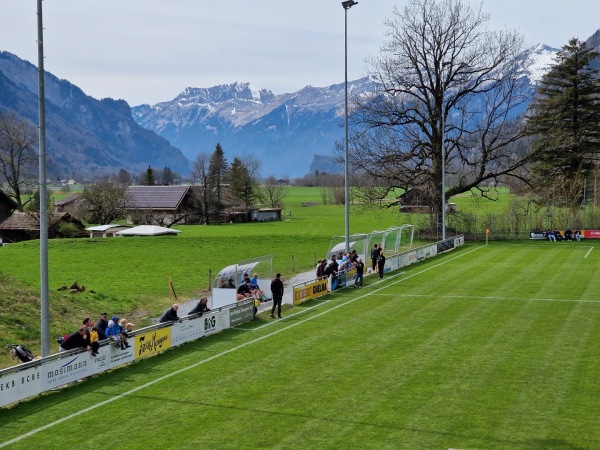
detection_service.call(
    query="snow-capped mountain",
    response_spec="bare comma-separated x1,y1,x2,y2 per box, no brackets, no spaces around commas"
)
132,44,562,178
132,79,376,178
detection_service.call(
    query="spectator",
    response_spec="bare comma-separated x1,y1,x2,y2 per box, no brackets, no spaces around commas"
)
96,312,109,340
219,279,228,288
316,260,326,280
354,258,365,288
270,273,284,319
188,297,211,316
118,318,131,349
237,280,251,301
250,273,267,301
378,251,386,279
106,317,123,348
546,229,556,242
565,228,573,241
159,304,181,323
575,229,582,241
89,326,100,356
226,279,236,289
370,244,379,272
59,326,90,353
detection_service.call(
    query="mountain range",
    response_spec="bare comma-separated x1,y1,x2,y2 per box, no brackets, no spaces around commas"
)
1,33,599,180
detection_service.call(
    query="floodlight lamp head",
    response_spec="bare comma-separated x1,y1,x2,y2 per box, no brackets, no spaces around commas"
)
342,0,358,10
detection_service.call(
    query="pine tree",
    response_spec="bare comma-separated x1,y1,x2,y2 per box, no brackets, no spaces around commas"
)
143,165,155,186
208,143,228,217
527,38,600,187
228,157,255,210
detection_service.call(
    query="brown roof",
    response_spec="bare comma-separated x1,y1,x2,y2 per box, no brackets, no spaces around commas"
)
125,186,190,210
54,193,82,206
0,212,79,231
0,189,18,210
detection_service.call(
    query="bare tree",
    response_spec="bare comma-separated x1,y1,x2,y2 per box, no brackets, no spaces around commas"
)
80,181,128,224
190,152,212,224
344,0,534,230
0,113,38,211
259,176,287,208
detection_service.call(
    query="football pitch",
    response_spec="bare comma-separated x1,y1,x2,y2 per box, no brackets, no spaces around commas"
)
0,241,598,449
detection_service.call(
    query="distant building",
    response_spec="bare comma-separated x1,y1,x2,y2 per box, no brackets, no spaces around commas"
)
124,185,193,226
54,193,84,219
0,189,18,224
0,212,86,243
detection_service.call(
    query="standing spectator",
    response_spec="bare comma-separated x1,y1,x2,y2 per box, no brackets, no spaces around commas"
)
96,312,109,340
370,244,379,272
270,273,284,319
188,297,211,316
89,326,100,356
378,251,386,279
159,304,181,323
354,258,365,288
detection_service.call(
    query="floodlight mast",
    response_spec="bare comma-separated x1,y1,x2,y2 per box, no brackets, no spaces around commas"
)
36,0,50,356
342,0,357,253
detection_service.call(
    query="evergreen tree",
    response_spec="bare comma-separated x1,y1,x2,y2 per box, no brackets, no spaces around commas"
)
208,143,228,217
228,157,255,209
143,165,155,186
527,38,600,189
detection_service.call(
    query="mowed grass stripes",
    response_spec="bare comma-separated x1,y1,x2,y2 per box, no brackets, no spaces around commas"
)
0,242,598,449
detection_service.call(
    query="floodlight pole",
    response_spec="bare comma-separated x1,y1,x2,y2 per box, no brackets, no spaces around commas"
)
440,62,450,241
37,0,50,356
342,0,357,253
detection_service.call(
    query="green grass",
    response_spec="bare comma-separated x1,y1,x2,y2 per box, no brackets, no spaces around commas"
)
0,241,598,448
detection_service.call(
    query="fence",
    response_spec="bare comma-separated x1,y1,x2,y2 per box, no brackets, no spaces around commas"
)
0,298,255,408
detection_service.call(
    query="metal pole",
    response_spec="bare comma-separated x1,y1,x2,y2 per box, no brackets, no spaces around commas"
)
342,0,357,253
440,64,447,241
37,0,50,356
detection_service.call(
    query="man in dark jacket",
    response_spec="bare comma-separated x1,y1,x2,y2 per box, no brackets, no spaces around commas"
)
270,273,284,319
96,312,109,340
159,304,181,323
59,326,90,352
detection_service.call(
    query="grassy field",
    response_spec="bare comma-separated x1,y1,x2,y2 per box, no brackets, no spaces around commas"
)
0,241,598,449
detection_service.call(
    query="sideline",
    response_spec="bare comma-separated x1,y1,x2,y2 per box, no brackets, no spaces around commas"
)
584,246,594,259
0,244,485,448
372,293,600,304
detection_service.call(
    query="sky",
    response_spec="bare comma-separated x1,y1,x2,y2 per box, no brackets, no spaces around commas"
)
0,0,599,106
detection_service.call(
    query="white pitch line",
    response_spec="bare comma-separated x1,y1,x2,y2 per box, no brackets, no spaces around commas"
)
584,246,594,259
370,293,600,304
0,244,484,448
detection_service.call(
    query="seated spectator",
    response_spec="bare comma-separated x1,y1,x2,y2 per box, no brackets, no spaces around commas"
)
546,229,556,242
565,228,573,241
126,322,135,333
106,317,123,348
96,312,109,340
159,304,181,323
188,297,211,316
237,280,251,301
118,318,131,349
219,279,228,288
575,229,582,241
59,326,90,353
250,273,267,301
226,279,236,289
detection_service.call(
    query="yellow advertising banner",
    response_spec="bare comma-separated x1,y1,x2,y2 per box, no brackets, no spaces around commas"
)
293,279,328,305
135,328,171,359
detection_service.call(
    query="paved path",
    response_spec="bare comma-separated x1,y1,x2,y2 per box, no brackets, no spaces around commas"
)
175,269,316,317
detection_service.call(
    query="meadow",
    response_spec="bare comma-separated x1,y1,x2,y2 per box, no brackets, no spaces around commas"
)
0,241,598,449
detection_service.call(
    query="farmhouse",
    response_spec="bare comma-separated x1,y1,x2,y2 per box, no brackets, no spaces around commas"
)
0,189,17,224
124,185,192,226
54,193,84,219
0,212,85,243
